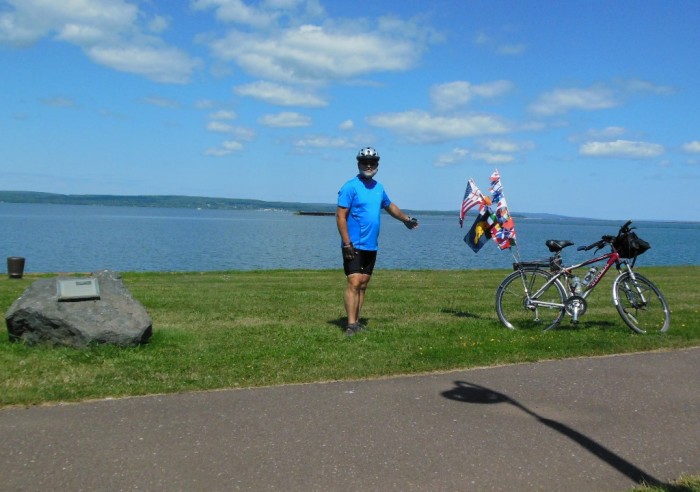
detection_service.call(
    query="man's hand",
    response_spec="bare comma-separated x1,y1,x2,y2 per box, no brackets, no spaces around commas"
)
404,217,419,230
342,242,356,260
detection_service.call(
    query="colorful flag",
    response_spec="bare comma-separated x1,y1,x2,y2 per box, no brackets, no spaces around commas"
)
464,208,495,253
488,168,516,250
459,179,487,228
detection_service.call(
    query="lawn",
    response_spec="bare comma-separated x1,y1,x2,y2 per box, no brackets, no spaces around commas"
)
1,266,698,407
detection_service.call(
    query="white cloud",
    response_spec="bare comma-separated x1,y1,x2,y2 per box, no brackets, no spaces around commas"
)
367,110,510,143
617,78,675,96
480,139,534,153
148,15,169,34
587,126,627,140
205,122,255,141
205,140,244,156
339,119,354,131
293,136,355,148
434,141,525,167
434,148,469,167
209,110,237,120
568,126,628,144
192,0,283,28
470,152,515,164
207,121,236,133
258,112,312,127
473,29,526,56
142,96,180,109
579,140,665,159
430,80,514,112
234,81,326,107
0,0,139,45
88,45,200,84
0,0,200,83
205,18,435,84
681,141,700,153
530,85,618,116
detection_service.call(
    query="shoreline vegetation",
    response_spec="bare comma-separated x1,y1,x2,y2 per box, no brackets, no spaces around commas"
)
1,266,698,407
0,190,576,220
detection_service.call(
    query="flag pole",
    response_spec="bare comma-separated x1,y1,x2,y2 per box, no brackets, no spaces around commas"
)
509,243,522,266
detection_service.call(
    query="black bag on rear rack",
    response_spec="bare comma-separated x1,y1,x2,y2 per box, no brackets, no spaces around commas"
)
613,231,651,258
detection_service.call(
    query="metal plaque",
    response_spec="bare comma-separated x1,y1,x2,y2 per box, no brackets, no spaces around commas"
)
57,278,101,301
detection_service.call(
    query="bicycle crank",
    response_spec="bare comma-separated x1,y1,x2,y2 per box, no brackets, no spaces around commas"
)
565,295,588,324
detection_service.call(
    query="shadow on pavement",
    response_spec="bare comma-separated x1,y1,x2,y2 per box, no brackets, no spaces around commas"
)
441,380,665,488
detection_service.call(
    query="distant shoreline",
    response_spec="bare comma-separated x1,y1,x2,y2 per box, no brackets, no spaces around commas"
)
1,190,689,223
0,190,568,220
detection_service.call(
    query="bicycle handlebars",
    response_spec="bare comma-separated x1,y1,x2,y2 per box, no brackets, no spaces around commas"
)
620,219,633,233
577,239,608,252
576,220,634,252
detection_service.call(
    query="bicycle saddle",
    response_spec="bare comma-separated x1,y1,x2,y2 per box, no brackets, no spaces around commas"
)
545,239,574,253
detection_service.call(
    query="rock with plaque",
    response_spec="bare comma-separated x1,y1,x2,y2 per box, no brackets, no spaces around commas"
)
5,270,152,347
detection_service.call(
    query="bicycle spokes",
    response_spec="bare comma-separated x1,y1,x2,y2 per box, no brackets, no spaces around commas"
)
496,269,566,331
614,272,670,334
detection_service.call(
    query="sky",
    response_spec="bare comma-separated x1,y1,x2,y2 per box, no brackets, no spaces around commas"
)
1,0,699,221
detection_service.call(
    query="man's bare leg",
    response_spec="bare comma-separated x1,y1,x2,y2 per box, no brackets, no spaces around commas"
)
345,273,371,326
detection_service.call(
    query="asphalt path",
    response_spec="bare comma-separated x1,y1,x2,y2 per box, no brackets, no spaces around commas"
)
1,347,698,491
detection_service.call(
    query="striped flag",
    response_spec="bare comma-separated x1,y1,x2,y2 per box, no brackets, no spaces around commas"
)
459,179,486,228
488,168,517,249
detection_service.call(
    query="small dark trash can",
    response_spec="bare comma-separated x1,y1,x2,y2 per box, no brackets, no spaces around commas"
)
7,257,26,279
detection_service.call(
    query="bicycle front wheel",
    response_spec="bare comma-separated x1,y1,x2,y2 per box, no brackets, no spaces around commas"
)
613,272,670,334
496,268,566,331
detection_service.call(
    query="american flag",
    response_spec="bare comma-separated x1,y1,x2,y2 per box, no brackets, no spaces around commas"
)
459,179,484,228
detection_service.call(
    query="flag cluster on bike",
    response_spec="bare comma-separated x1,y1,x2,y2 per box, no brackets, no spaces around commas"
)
459,169,516,253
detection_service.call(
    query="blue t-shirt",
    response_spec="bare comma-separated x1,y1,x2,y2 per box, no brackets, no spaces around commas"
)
337,175,391,251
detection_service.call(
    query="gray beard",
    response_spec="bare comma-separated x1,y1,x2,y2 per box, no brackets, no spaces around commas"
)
360,169,377,179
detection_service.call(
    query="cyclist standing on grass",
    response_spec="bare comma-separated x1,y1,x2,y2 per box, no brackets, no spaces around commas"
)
336,147,419,337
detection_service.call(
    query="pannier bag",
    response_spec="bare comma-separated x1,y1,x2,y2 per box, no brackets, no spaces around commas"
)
613,231,651,258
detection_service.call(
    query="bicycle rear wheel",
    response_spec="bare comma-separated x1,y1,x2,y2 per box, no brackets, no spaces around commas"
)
613,272,670,334
496,268,566,331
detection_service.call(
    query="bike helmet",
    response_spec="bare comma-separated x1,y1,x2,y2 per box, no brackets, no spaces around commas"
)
356,147,380,162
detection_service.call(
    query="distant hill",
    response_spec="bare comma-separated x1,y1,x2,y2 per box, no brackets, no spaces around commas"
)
0,190,574,220
0,191,339,214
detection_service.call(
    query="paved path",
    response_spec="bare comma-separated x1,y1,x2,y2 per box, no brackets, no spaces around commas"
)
1,347,698,491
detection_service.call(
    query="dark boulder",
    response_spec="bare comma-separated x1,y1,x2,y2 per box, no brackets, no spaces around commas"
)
5,270,152,347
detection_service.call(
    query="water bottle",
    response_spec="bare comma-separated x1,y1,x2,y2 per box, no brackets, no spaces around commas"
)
572,276,582,295
582,267,598,288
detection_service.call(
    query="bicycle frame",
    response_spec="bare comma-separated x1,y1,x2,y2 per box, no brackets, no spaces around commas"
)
558,249,622,297
516,250,622,302
498,221,669,332
516,249,650,326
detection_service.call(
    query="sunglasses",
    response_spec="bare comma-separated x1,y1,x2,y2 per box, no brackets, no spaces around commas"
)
359,161,379,168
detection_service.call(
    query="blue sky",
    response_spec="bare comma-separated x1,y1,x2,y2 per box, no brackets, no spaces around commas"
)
1,0,699,221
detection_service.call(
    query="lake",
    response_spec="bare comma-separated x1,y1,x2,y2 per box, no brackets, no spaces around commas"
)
1,203,698,273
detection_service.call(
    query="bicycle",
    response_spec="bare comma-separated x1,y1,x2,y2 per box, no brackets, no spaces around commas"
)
495,220,670,334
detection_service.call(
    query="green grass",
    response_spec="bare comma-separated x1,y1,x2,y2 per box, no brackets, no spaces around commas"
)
1,266,699,407
630,474,700,491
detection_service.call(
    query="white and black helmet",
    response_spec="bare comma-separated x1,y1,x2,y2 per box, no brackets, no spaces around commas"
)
356,147,380,162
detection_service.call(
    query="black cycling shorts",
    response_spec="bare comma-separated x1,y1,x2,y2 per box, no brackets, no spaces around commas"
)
343,249,377,276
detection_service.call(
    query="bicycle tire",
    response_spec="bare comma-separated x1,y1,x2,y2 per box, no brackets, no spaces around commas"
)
613,272,670,334
495,268,566,331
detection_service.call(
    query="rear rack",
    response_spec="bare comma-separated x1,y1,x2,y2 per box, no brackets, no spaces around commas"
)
513,256,561,271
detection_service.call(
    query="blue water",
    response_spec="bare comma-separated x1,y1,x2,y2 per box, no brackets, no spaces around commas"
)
1,203,698,273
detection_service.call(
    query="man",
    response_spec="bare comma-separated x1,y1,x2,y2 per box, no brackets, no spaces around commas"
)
336,147,418,336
